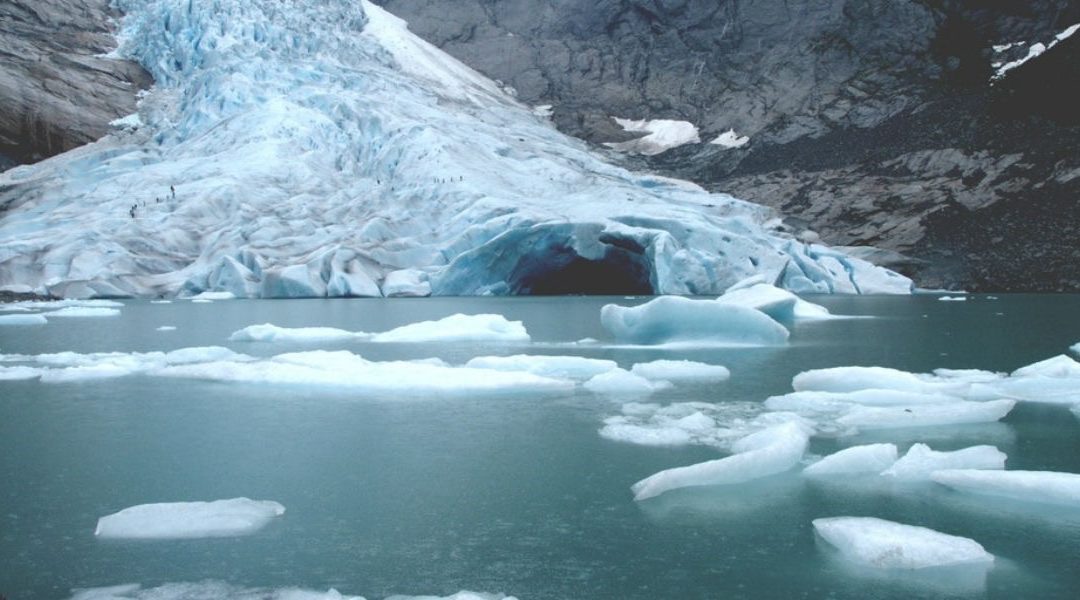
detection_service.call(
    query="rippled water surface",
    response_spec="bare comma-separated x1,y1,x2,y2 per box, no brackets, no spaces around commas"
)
2,295,1079,599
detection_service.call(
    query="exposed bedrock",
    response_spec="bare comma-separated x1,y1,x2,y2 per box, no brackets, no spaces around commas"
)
375,0,1080,291
0,0,151,167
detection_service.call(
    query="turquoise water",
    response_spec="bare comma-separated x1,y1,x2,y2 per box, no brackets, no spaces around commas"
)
1,295,1079,599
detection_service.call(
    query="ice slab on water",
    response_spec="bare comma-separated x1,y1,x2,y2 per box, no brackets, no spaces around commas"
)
630,359,730,381
230,324,362,343
94,498,285,539
584,368,669,396
931,469,1080,507
631,421,809,500
1,346,252,383
69,582,365,600
813,517,993,569
159,350,572,396
0,365,42,380
387,593,518,600
464,354,616,380
803,444,898,477
601,296,789,346
882,444,1006,480
44,307,121,318
600,402,805,450
188,291,236,301
0,313,47,325
370,314,529,343
156,325,177,331
717,282,833,321
792,367,968,395
837,400,1015,430
1010,354,1080,379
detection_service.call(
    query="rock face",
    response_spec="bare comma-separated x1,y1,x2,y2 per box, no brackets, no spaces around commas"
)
374,0,1080,291
0,0,151,167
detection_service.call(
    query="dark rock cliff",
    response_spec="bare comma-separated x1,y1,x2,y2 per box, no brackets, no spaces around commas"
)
376,0,1080,291
0,0,151,167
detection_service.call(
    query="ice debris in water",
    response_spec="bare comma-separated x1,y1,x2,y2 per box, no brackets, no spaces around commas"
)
931,470,1080,508
938,296,968,302
0,365,43,380
836,400,1016,430
156,325,177,331
792,366,971,396
802,444,898,477
94,498,285,539
187,291,236,301
629,359,730,381
599,402,803,449
230,314,530,343
0,313,47,325
0,346,251,383
600,296,789,346
813,517,993,569
68,582,365,600
158,350,573,396
584,368,670,396
0,0,909,299
881,444,1006,480
717,281,833,321
464,354,616,380
386,593,518,600
631,421,810,500
43,307,121,318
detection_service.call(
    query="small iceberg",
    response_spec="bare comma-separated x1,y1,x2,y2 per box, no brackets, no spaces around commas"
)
44,307,121,318
230,324,361,343
630,360,730,381
792,366,967,395
584,368,669,396
600,296,789,346
229,314,530,344
813,517,993,569
931,469,1080,507
803,444,898,477
0,313,47,325
94,498,285,539
881,444,1006,480
836,400,1015,430
156,326,177,332
631,421,809,501
717,282,832,321
464,354,616,380
598,401,783,449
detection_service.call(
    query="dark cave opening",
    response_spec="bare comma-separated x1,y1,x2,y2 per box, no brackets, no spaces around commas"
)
508,243,654,295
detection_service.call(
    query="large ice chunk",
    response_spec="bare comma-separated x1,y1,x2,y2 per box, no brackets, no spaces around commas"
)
931,470,1080,507
803,444,898,477
717,282,832,321
881,444,1006,480
584,368,669,396
43,307,121,318
370,314,529,343
630,360,730,381
0,313,47,325
464,355,616,380
94,498,285,539
813,517,993,569
1011,354,1080,378
600,296,789,346
631,421,809,500
598,401,798,449
792,366,967,395
230,324,361,343
837,400,1015,430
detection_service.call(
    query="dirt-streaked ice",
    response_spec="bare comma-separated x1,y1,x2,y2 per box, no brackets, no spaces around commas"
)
813,517,993,569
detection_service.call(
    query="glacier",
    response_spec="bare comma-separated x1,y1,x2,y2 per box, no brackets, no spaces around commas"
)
0,0,911,299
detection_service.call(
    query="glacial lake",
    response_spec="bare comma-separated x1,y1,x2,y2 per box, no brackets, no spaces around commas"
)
2,294,1080,599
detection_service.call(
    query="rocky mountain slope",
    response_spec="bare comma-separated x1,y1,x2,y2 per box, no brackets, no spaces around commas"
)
1,0,1077,291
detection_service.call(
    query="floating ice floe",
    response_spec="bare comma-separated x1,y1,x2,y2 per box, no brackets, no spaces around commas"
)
156,325,177,331
600,296,789,346
464,354,616,380
836,400,1015,430
803,444,898,477
159,350,572,396
717,282,832,321
188,291,236,301
881,444,1006,480
229,314,531,344
94,498,285,539
387,593,518,600
584,368,669,396
938,296,967,302
792,366,970,396
0,346,252,383
0,365,43,380
813,517,993,569
1071,342,1080,356
44,307,121,318
68,582,365,600
931,470,1080,508
0,313,47,325
599,402,802,449
631,421,809,500
629,359,730,381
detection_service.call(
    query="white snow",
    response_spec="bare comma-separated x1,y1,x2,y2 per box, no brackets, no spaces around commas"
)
629,359,730,381
0,1,908,299
881,444,1006,480
0,313,47,325
44,307,121,318
1071,342,1080,356
157,350,573,396
631,421,809,500
992,23,1080,81
606,118,701,156
931,469,1080,507
464,354,616,379
600,296,790,346
584,368,669,396
813,517,993,569
836,400,1015,430
110,113,143,131
717,282,833,320
803,444,898,477
189,291,236,301
710,129,750,148
94,498,285,539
